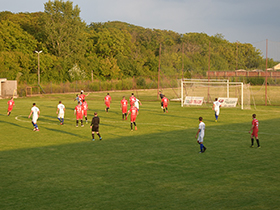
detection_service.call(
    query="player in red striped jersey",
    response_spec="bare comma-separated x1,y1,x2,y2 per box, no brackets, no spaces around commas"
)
249,114,260,148
120,96,128,120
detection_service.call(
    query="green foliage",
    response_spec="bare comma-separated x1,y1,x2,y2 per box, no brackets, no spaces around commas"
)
0,2,277,83
246,77,265,85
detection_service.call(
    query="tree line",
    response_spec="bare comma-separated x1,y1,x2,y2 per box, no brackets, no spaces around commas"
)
0,0,277,84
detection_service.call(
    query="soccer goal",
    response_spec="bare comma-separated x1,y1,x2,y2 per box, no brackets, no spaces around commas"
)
180,78,251,109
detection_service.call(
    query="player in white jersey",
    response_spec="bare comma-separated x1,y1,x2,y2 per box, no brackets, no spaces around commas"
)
212,98,221,122
56,101,65,125
134,98,142,111
195,117,206,153
28,103,40,131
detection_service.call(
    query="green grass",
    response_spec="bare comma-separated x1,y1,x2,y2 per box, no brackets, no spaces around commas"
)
0,90,279,209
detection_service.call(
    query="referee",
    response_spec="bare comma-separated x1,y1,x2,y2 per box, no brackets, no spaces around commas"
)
159,91,164,108
90,112,102,141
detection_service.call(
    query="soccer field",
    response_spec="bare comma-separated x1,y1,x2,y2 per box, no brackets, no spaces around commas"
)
0,90,279,210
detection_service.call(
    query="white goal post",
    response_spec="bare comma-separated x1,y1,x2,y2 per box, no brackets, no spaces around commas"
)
180,79,250,109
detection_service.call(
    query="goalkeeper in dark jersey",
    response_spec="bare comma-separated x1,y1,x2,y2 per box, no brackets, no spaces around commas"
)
90,112,102,141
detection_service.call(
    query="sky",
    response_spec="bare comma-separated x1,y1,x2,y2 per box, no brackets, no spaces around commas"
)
1,0,280,61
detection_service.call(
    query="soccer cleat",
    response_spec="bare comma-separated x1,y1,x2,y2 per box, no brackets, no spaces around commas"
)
81,125,84,127
36,129,39,132
33,128,37,131
131,129,133,131
199,151,203,153
135,126,137,131
76,125,78,127
250,145,254,148
257,146,261,148
92,139,95,141
215,120,217,122
203,147,207,152
99,137,102,140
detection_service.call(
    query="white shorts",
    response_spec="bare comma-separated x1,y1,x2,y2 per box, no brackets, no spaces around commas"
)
58,113,64,118
215,109,220,116
32,117,38,124
197,135,204,143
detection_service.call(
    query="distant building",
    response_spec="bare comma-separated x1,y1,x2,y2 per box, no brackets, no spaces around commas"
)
273,63,280,71
0,78,17,99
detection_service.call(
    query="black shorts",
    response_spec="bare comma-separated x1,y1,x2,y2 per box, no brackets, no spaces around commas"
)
92,125,99,132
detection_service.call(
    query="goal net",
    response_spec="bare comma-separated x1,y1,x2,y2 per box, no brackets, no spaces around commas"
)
180,79,251,109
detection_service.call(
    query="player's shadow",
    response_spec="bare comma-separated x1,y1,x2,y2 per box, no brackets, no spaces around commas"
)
0,120,31,130
44,127,87,138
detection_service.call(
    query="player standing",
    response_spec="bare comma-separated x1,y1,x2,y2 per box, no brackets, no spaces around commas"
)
249,114,260,148
127,104,138,131
129,93,136,107
7,97,15,116
120,96,128,120
28,103,40,131
195,117,207,153
104,93,111,112
74,102,84,127
56,101,65,125
90,112,102,141
82,99,89,123
212,98,221,122
161,95,169,113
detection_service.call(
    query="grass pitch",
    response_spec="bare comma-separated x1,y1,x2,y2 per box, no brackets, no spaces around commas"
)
0,90,279,210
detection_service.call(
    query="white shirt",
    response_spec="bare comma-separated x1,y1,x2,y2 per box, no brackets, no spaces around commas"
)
213,101,221,111
198,122,205,138
31,106,40,119
134,98,140,109
57,103,65,114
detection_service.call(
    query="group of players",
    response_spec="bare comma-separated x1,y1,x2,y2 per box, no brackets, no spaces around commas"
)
6,91,259,149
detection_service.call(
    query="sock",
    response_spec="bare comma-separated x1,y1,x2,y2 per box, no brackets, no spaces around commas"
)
35,124,38,129
81,120,83,125
76,120,79,126
32,122,35,126
163,109,165,112
97,133,101,138
92,133,94,139
251,138,254,145
200,144,204,151
133,122,136,127
256,139,260,147
131,123,133,130
85,117,87,121
62,118,64,123
122,114,124,120
58,118,61,122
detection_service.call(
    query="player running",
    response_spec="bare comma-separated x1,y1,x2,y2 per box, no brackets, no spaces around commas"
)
129,93,136,107
74,102,84,127
212,98,221,122
195,117,206,153
121,96,128,120
56,101,65,125
161,95,169,113
249,114,260,148
104,93,111,112
90,112,102,141
126,104,139,131
28,103,40,131
7,97,15,116
82,99,89,124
